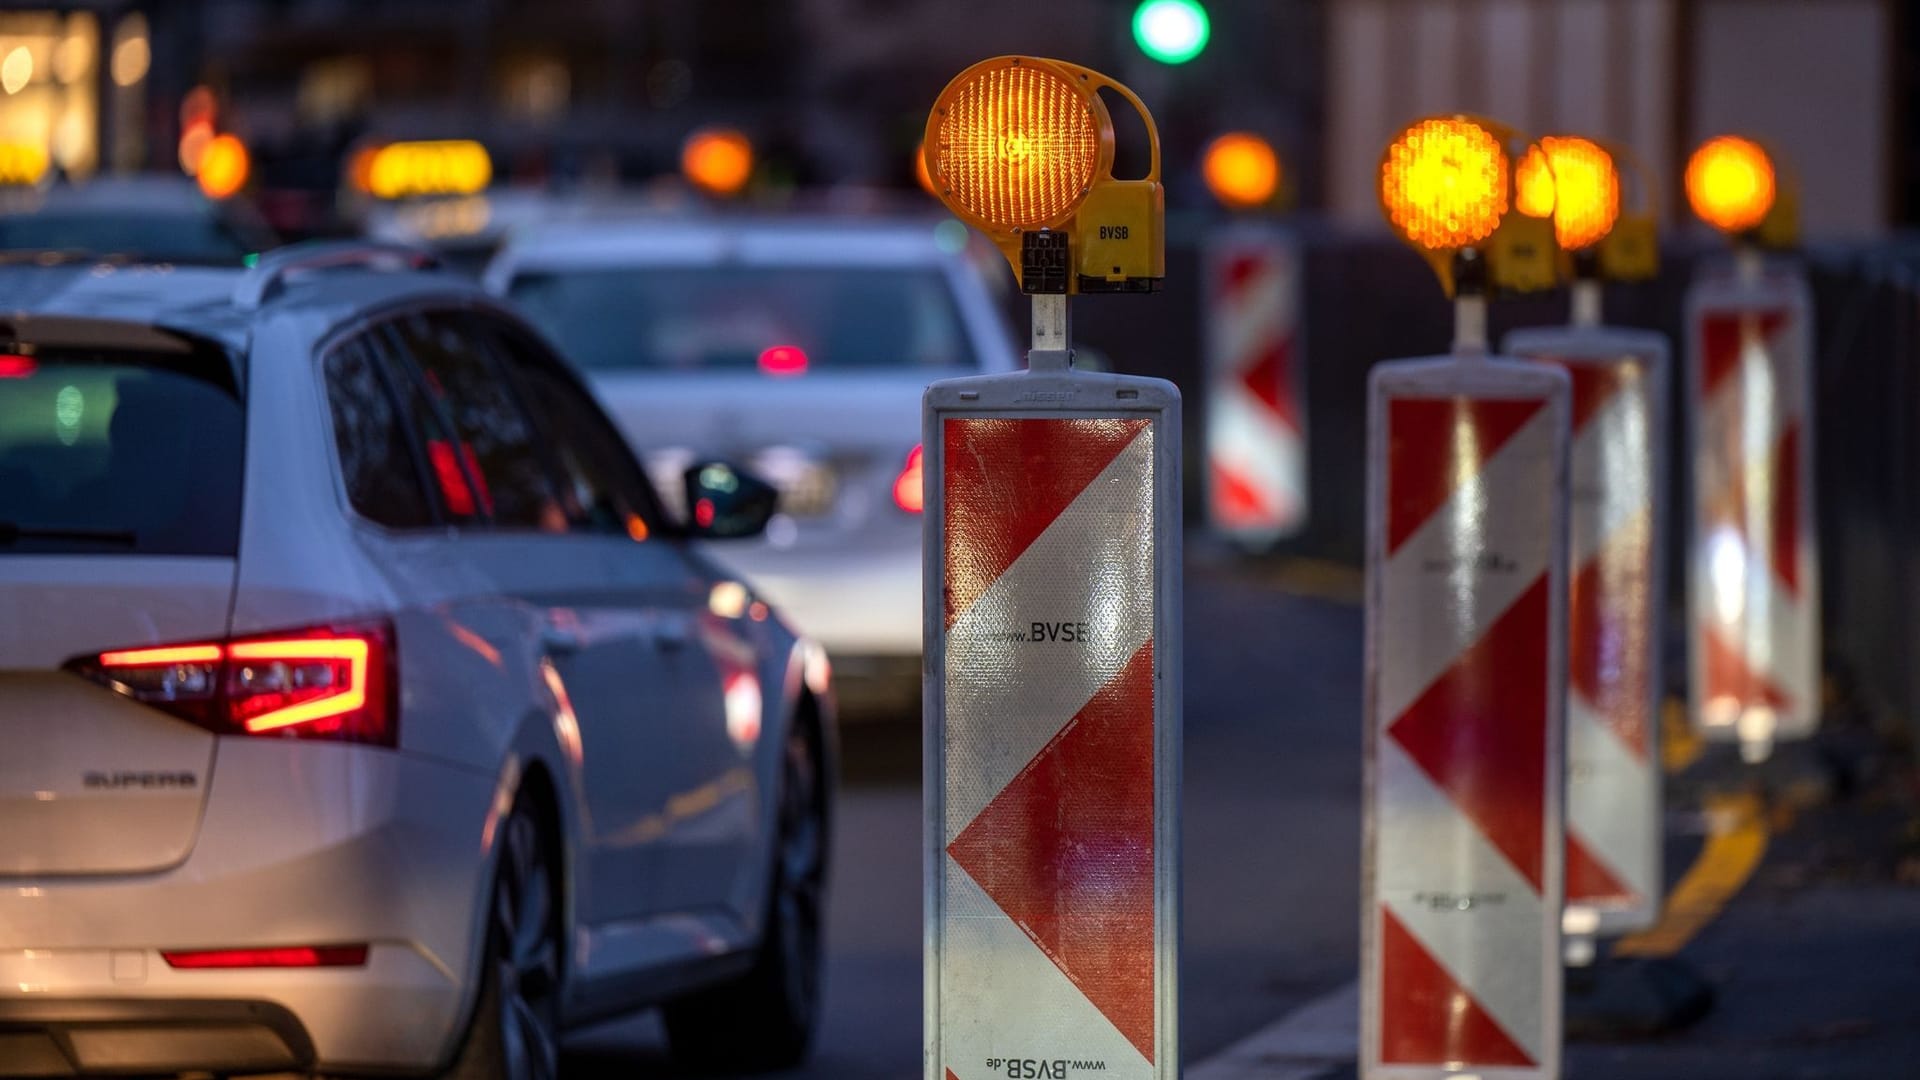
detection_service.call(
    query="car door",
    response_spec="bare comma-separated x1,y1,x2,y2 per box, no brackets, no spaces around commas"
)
480,316,762,924
380,309,678,933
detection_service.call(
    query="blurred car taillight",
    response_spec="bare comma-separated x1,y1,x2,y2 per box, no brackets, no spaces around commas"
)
162,945,369,969
894,444,924,513
72,623,396,747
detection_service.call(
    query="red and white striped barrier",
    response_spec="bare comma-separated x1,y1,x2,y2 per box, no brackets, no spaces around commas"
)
1205,226,1307,544
1506,324,1669,936
1363,356,1570,1080
1684,263,1819,752
924,369,1182,1080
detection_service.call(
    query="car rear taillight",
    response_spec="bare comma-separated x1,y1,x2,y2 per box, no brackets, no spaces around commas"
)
893,444,924,514
162,945,368,969
71,623,396,747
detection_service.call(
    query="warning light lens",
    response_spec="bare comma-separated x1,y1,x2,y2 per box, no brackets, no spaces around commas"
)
1686,135,1775,234
757,345,808,377
1202,132,1280,210
0,354,35,378
1534,135,1619,251
1379,117,1508,251
893,445,924,514
682,127,754,197
930,61,1100,231
1514,145,1557,220
195,134,250,200
914,139,937,197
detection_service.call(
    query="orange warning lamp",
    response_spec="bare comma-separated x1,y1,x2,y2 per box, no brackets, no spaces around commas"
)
1531,136,1619,253
682,127,754,198
1685,135,1774,236
924,55,1163,293
196,134,250,200
1378,115,1558,295
1202,132,1280,211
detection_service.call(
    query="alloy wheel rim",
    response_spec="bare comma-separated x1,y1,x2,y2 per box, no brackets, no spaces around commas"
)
495,811,561,1080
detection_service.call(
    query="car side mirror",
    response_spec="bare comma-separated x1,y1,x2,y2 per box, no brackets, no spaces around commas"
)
684,461,777,539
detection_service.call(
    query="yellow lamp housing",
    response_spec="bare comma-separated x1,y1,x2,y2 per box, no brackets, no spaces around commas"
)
923,55,1163,294
1596,138,1659,282
1377,114,1558,297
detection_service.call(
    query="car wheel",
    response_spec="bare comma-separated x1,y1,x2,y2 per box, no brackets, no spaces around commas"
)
664,716,828,1073
445,799,562,1080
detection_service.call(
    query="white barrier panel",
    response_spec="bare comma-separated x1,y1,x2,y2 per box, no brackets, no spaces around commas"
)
1684,264,1820,749
924,367,1182,1080
1362,356,1570,1080
1504,325,1668,936
1204,225,1307,543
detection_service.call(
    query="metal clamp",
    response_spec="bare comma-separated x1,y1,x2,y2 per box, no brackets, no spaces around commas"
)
231,240,440,311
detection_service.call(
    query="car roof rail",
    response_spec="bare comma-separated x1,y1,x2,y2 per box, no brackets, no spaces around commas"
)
232,240,441,312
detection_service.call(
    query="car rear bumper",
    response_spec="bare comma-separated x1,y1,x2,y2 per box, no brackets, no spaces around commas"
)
0,742,500,1073
0,997,313,1076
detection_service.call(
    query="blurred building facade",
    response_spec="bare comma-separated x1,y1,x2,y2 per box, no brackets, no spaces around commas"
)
0,0,1902,237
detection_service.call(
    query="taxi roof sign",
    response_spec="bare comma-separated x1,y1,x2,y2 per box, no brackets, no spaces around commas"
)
359,140,492,201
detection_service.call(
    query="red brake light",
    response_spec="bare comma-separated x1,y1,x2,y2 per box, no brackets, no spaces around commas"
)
758,345,809,377
73,623,396,747
893,444,924,513
162,945,368,969
0,354,35,378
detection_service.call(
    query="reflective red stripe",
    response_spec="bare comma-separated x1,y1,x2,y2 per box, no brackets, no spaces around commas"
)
1385,397,1546,554
1388,575,1552,891
1379,909,1533,1066
1567,833,1636,907
947,642,1157,1062
940,418,1148,627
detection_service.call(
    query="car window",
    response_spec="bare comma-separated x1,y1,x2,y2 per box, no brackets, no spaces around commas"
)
0,342,242,555
505,265,976,374
383,312,568,533
0,212,258,265
477,318,667,539
321,337,436,530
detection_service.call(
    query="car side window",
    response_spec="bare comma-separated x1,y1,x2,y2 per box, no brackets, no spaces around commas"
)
479,318,671,539
384,312,569,533
320,336,437,529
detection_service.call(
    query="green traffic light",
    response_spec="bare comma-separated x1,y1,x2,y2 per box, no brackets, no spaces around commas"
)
1133,0,1209,65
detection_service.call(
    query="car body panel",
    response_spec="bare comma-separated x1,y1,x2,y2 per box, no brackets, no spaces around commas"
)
0,257,832,1073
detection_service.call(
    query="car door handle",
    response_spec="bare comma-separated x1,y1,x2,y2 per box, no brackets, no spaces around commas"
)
541,628,584,656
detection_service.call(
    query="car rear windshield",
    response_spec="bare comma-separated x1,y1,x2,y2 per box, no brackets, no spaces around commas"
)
0,212,257,266
0,343,243,555
507,265,978,374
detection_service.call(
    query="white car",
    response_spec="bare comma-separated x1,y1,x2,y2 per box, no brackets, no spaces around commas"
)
484,216,1022,714
0,243,833,1078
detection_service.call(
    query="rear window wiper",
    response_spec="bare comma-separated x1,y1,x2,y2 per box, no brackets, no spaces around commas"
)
0,521,138,546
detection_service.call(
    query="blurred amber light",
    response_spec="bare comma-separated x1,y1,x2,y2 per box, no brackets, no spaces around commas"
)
1202,132,1280,210
682,128,753,197
196,134,249,200
364,140,492,201
1686,135,1774,234
914,139,936,197
0,143,49,186
1379,117,1508,251
1536,136,1618,251
1513,145,1557,219
930,61,1099,230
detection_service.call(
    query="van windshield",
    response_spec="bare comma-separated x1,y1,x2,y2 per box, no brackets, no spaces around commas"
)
0,342,243,555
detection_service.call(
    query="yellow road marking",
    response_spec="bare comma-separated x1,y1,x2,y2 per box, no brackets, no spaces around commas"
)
1252,557,1365,605
1613,791,1768,958
1661,696,1703,774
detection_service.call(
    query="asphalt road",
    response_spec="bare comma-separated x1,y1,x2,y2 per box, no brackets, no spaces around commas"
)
568,562,1365,1077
